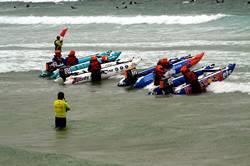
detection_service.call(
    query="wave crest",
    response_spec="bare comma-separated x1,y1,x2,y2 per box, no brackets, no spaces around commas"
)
0,14,227,25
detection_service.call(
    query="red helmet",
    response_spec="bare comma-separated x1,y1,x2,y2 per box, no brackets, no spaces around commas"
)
161,58,168,65
157,58,168,66
101,56,108,62
69,50,75,57
180,66,189,73
91,56,97,61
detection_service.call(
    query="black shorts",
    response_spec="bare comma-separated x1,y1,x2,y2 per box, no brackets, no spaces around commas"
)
55,117,66,128
191,81,202,94
91,71,101,82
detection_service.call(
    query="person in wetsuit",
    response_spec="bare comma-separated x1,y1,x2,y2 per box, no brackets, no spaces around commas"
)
65,50,79,66
180,66,202,94
88,56,101,82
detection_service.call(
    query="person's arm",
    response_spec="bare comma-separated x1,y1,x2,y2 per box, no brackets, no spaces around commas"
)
65,101,70,111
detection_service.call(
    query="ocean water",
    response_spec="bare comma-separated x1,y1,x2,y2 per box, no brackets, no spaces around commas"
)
0,0,250,166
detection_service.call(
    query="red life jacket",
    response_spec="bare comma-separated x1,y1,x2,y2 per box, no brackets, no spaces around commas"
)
66,56,78,66
89,60,101,72
157,58,170,69
155,65,165,77
124,70,129,78
183,71,198,84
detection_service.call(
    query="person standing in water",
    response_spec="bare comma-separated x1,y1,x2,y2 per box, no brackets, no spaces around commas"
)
88,56,102,82
54,35,63,51
53,92,70,129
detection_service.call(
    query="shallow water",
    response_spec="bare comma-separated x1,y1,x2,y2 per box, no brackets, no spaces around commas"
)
0,71,250,166
0,0,250,165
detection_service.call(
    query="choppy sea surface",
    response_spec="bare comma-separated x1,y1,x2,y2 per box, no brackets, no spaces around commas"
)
0,0,250,166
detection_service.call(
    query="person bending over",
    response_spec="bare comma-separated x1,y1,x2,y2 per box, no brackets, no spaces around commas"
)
180,66,202,94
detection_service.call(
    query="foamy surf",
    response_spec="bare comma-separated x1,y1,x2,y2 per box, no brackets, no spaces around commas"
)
0,14,227,25
207,82,250,95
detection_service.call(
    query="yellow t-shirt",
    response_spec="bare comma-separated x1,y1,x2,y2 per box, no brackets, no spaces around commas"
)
54,99,70,118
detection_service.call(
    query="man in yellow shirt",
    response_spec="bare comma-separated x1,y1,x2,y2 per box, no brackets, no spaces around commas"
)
54,92,70,129
54,36,63,51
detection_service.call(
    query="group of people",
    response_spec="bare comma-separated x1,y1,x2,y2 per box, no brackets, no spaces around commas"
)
53,56,104,129
53,35,111,83
52,36,79,67
154,57,202,95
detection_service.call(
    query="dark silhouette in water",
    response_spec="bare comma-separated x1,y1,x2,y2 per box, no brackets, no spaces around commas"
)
26,4,30,8
71,6,77,9
14,6,16,8
247,1,250,4
216,0,224,3
116,1,140,9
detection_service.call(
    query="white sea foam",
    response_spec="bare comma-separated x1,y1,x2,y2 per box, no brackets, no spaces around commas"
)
207,82,250,94
0,14,227,25
2,39,248,49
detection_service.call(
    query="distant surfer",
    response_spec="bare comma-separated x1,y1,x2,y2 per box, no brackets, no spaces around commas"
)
54,35,63,51
88,56,102,82
54,92,70,129
71,6,77,9
26,4,30,8
182,0,196,4
216,0,224,3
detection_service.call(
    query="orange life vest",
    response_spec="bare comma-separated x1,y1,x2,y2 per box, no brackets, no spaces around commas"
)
89,60,101,72
66,56,78,66
155,65,165,77
157,58,170,69
183,71,198,84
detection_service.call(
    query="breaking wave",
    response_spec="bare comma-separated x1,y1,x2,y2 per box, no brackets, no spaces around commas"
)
207,82,250,95
0,14,227,25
